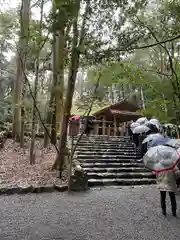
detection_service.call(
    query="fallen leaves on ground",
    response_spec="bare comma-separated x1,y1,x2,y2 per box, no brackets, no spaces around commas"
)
0,139,67,187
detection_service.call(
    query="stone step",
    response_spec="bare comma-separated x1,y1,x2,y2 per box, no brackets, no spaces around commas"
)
88,178,156,187
72,138,132,142
82,162,144,168
78,158,141,163
75,151,140,156
71,136,130,140
76,154,140,159
74,143,135,147
73,141,132,145
74,148,137,153
83,167,149,173
87,172,154,179
74,147,136,152
71,135,153,187
72,139,133,145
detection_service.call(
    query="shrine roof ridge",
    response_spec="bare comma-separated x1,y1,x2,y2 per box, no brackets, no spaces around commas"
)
92,99,140,117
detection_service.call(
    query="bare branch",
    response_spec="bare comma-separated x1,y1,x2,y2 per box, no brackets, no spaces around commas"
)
31,0,40,9
143,68,171,78
88,34,180,55
23,68,60,155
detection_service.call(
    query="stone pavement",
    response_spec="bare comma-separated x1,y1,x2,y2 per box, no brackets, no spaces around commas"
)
0,186,180,240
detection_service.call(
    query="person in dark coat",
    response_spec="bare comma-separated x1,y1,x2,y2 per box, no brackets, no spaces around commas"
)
133,133,139,150
166,126,171,137
127,123,133,141
139,133,148,157
84,116,95,136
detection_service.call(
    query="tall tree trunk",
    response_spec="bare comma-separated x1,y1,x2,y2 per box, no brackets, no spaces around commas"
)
50,30,58,145
13,0,31,143
44,2,65,147
52,0,90,172
50,29,65,145
53,28,65,142
29,0,44,164
52,0,81,171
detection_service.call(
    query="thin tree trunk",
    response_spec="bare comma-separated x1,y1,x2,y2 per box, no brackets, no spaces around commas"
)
20,106,25,147
30,63,39,162
51,100,57,145
50,28,58,145
30,0,44,163
43,94,53,147
30,0,43,157
140,87,145,109
20,0,31,147
43,1,57,148
13,0,31,144
43,34,59,147
13,54,23,141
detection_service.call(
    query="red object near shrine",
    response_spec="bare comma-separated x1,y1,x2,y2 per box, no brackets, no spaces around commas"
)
70,115,81,120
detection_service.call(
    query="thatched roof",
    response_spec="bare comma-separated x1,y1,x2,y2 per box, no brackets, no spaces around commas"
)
93,100,139,117
92,100,141,122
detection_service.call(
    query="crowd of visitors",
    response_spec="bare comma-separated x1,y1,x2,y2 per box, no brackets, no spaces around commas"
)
128,119,180,217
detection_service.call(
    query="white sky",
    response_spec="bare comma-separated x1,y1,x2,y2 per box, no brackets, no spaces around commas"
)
1,0,51,59
1,0,51,19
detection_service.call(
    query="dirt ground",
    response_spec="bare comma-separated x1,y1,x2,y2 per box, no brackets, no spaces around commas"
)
0,139,67,187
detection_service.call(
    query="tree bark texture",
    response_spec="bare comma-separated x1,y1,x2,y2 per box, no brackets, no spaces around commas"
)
13,0,31,144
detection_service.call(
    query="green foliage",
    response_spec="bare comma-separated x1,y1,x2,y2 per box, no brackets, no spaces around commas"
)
0,10,18,99
0,97,12,122
1,0,180,128
27,19,50,70
79,57,175,122
52,0,76,31
0,10,18,42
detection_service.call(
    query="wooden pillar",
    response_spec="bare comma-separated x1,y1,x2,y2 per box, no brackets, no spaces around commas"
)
79,119,83,134
123,122,126,136
67,122,70,136
95,122,99,135
113,115,117,136
107,124,110,136
177,127,179,139
102,116,106,135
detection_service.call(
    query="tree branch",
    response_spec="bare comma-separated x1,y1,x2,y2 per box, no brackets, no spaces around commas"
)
135,16,180,98
143,68,171,78
23,69,60,155
31,0,40,9
88,34,180,55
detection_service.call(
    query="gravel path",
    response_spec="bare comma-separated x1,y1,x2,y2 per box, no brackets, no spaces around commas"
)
0,186,180,240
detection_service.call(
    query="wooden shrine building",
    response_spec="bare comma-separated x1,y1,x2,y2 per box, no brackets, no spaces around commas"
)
69,100,142,136
92,100,142,136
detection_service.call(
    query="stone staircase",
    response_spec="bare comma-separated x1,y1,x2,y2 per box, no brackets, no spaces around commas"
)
72,135,156,187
